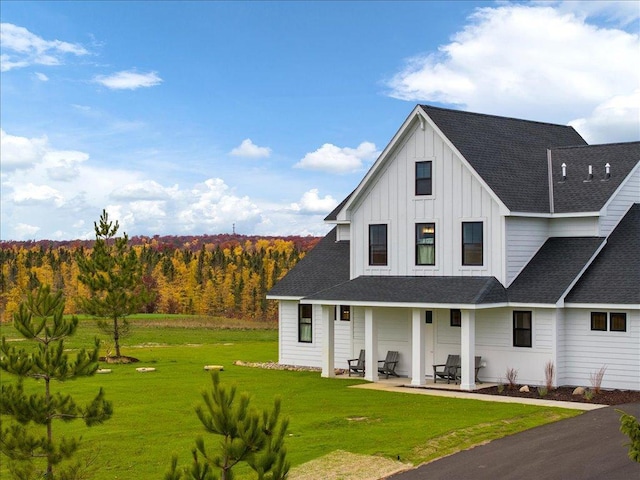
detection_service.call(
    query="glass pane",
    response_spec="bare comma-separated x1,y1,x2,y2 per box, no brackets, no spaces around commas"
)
610,313,626,332
416,223,435,265
299,323,312,342
591,312,607,331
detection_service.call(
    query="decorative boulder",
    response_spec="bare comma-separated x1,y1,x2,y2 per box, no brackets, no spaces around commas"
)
96,368,112,374
136,367,156,373
519,385,530,393
572,386,585,396
204,365,224,371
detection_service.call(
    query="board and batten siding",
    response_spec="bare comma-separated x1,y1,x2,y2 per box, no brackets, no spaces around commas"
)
559,309,640,390
349,121,505,281
600,168,640,236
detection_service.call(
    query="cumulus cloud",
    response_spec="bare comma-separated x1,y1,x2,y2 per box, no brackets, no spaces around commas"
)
43,150,89,181
94,70,163,90
230,138,272,158
35,72,48,81
295,141,379,174
110,180,175,201
12,183,64,206
290,189,338,214
385,3,640,140
0,129,48,171
0,22,88,72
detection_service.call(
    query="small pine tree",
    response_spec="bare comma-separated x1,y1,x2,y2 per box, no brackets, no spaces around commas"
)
76,209,153,360
618,410,640,463
165,372,289,480
0,285,113,478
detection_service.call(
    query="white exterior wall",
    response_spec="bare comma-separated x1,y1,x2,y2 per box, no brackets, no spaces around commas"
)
560,309,640,390
600,168,640,236
349,122,505,282
548,217,599,237
336,224,350,242
505,217,549,285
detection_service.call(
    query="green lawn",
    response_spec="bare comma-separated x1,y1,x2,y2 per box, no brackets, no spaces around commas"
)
1,316,580,479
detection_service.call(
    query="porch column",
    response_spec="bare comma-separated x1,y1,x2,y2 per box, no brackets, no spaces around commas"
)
321,305,335,378
411,308,426,386
364,307,378,381
460,309,476,391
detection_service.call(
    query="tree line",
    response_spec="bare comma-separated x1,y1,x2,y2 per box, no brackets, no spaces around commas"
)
0,232,319,323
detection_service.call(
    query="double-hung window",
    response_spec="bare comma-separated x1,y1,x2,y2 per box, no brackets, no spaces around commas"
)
415,161,432,195
416,223,436,265
462,222,483,266
369,224,388,266
513,311,532,347
298,304,312,343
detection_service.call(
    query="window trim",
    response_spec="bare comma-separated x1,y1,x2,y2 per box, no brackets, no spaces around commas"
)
415,161,433,196
462,221,484,266
298,304,313,343
450,309,461,327
590,312,607,331
513,310,532,348
368,224,388,266
339,305,351,322
416,223,436,266
610,312,627,332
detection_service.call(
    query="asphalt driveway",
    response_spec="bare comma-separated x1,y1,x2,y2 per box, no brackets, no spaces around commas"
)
387,402,640,480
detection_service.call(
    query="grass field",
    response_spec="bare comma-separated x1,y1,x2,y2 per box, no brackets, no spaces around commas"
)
1,315,580,479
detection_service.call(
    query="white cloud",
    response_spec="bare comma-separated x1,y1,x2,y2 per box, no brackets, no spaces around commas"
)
295,141,379,173
34,72,48,81
551,0,640,27
13,223,40,239
111,180,175,201
12,183,64,206
290,189,338,214
94,70,163,90
230,138,272,158
0,23,88,72
385,3,640,141
43,150,89,181
0,129,48,171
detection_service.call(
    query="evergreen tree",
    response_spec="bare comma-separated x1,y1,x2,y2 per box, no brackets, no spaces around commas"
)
618,410,640,462
0,285,113,478
165,372,289,480
76,210,153,359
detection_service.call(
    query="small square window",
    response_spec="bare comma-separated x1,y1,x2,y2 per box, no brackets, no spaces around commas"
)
591,312,607,331
450,309,461,327
610,312,627,332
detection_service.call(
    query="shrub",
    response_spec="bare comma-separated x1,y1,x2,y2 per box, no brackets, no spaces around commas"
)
505,367,519,390
617,410,640,463
537,386,548,398
589,366,607,394
544,361,555,391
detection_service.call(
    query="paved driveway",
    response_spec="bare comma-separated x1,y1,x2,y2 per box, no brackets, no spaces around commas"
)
387,402,640,480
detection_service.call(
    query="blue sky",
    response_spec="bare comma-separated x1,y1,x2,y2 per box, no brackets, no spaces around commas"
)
1,1,639,240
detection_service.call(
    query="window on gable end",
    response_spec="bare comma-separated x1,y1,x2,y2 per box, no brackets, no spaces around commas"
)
369,224,388,266
462,222,483,266
415,161,432,196
416,223,435,266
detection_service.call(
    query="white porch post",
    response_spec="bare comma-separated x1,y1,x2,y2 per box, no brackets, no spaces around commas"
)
460,309,476,391
411,308,426,386
364,307,378,381
321,305,335,378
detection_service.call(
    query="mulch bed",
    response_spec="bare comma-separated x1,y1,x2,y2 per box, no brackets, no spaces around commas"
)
475,385,640,405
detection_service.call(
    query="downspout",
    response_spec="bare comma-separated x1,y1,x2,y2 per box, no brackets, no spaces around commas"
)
547,149,555,214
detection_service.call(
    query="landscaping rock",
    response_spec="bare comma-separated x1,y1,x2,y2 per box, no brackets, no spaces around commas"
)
96,368,112,374
519,385,530,393
572,386,585,396
136,367,156,373
204,365,224,371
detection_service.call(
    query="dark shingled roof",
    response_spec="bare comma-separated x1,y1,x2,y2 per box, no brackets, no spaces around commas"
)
565,204,640,304
507,237,605,304
420,105,587,213
551,142,640,213
267,227,350,298
304,276,507,305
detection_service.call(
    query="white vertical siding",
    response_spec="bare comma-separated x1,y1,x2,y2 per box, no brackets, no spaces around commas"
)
560,309,640,390
336,224,350,242
600,168,640,236
505,217,549,285
350,122,505,282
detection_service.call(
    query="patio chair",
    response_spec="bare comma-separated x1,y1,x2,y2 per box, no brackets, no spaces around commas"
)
378,351,400,379
454,356,484,384
347,349,365,377
432,354,460,384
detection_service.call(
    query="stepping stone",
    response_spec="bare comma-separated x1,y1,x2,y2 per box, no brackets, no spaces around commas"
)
136,367,156,373
96,369,112,374
204,365,224,371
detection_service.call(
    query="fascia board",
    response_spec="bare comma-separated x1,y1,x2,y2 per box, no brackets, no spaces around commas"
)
303,299,509,310
564,302,640,310
265,295,304,301
336,106,423,222
508,211,600,218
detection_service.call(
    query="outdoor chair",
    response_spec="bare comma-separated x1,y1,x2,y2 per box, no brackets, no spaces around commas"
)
347,349,365,377
432,354,460,384
454,356,484,384
378,350,400,379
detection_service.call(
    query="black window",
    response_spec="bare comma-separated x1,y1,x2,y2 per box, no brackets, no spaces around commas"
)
462,222,483,266
416,161,432,195
425,310,433,324
591,312,607,331
610,312,627,332
369,224,388,266
450,309,461,327
298,304,312,343
416,223,435,265
513,311,532,347
339,305,351,321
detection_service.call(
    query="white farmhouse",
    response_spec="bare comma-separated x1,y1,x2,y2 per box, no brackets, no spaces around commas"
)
268,105,640,391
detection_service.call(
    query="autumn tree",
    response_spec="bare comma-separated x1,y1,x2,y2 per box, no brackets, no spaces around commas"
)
0,285,113,478
165,372,289,480
76,210,153,360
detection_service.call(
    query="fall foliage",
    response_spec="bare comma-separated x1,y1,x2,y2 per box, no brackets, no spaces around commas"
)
0,234,320,323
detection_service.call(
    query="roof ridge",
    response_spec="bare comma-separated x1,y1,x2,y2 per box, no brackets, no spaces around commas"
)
551,140,640,151
419,104,576,130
